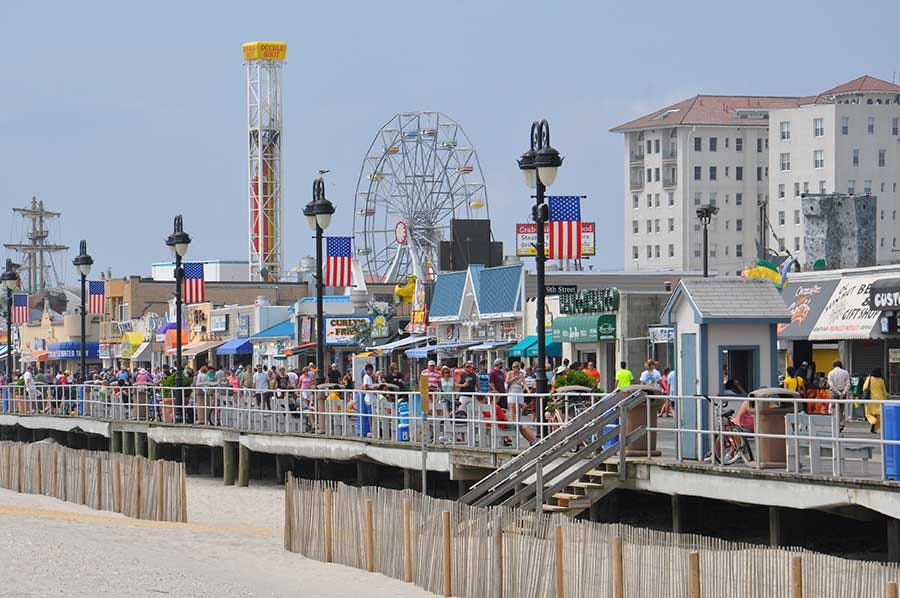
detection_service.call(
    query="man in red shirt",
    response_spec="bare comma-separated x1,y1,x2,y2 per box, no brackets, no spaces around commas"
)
583,361,601,383
489,359,508,410
425,360,441,391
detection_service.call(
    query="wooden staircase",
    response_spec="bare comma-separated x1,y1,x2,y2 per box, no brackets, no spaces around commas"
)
544,463,623,516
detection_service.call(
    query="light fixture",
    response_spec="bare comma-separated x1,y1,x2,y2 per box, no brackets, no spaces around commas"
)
1,260,17,291
304,177,336,231
535,144,563,187
72,240,94,278
165,215,192,258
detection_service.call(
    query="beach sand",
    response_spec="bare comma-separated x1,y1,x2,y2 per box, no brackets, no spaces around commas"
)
0,475,433,597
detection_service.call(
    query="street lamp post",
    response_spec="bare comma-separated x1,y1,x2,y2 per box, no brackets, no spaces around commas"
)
696,205,719,278
165,215,191,421
1,260,17,381
73,240,94,382
518,120,563,435
304,176,336,387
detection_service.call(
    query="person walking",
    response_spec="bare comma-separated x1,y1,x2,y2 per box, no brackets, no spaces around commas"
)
505,361,526,420
827,359,851,431
863,367,887,434
615,361,634,390
658,366,674,417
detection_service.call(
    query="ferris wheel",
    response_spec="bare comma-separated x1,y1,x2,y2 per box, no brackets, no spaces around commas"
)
353,111,489,283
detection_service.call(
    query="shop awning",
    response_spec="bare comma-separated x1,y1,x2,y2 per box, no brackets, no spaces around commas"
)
468,340,516,351
252,319,294,340
551,314,616,343
283,342,315,356
128,342,152,363
405,345,436,359
526,336,562,358
172,340,224,358
367,335,431,355
22,350,48,363
508,336,537,358
433,341,478,355
778,279,840,341
217,338,254,355
809,275,881,341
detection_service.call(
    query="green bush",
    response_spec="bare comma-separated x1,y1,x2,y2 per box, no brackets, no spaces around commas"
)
552,368,603,392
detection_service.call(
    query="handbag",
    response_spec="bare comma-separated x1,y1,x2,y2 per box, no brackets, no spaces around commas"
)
860,377,871,402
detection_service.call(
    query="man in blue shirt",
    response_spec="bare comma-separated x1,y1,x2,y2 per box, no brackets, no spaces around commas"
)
477,360,491,393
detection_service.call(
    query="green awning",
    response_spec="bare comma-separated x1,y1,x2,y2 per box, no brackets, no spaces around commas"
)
551,314,617,343
508,335,537,358
526,336,561,358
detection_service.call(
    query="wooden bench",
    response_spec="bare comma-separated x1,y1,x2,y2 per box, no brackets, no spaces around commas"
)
785,413,875,474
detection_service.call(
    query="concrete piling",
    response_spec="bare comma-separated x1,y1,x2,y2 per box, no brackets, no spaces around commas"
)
238,444,250,487
223,441,237,486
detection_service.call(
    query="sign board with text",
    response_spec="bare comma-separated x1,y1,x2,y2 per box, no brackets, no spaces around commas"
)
515,222,596,257
324,316,372,346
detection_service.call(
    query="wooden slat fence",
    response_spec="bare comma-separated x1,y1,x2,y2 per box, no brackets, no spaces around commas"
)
285,476,900,598
0,441,187,522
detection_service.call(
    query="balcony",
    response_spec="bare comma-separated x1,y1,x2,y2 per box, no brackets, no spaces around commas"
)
663,174,677,188
663,147,678,161
629,150,645,164
629,177,644,191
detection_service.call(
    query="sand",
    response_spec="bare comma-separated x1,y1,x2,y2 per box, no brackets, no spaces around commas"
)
0,476,433,597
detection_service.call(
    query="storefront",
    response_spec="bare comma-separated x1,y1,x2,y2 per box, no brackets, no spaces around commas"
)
778,278,840,379
552,313,616,389
48,341,100,374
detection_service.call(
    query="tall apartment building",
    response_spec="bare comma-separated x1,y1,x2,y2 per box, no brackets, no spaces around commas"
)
612,75,900,273
768,76,900,264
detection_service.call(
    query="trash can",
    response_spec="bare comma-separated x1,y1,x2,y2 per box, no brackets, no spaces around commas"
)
603,421,619,452
397,399,410,442
884,404,900,480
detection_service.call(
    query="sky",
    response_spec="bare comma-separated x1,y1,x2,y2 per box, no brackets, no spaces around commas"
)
2,0,900,285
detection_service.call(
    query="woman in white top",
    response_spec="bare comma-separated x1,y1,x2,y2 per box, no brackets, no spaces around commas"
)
506,361,526,419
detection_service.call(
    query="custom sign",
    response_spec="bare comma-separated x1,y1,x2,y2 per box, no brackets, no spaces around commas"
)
409,308,428,335
809,276,880,341
559,288,619,315
515,222,596,257
890,348,900,363
778,279,839,340
210,314,228,333
869,278,900,311
324,316,371,346
300,316,313,343
648,325,675,344
237,315,251,338
371,314,389,338
551,314,616,343
545,285,577,295
394,220,408,246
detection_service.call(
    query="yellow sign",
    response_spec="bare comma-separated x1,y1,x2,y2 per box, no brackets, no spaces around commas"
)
242,41,287,61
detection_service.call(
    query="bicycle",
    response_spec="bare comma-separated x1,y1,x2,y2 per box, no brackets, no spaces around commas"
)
709,403,754,466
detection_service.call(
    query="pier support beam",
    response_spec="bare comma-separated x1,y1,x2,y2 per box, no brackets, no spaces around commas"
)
181,446,191,473
121,432,134,456
134,432,147,458
889,518,900,563
210,446,221,477
223,441,237,486
403,469,414,490
275,455,286,484
238,444,250,487
672,494,686,534
110,431,122,454
356,461,376,487
769,506,784,548
147,437,159,461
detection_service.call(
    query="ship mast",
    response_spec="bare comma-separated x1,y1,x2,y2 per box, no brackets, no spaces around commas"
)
3,197,68,292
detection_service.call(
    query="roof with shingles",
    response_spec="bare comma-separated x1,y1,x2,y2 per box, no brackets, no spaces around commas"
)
662,277,790,323
477,264,522,315
821,75,900,96
428,270,467,318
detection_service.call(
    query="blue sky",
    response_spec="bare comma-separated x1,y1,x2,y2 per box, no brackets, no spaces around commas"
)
2,0,900,283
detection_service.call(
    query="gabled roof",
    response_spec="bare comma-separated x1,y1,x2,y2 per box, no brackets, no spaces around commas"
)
820,75,900,97
661,278,790,324
252,318,294,340
477,264,523,315
429,270,467,319
610,95,813,132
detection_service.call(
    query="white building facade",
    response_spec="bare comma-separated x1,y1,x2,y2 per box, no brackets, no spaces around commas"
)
613,75,900,273
768,76,900,264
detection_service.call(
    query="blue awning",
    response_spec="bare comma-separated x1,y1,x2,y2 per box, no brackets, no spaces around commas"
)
48,341,100,360
217,338,254,355
526,336,561,358
405,345,436,359
469,340,516,351
508,336,537,358
252,319,294,340
367,335,432,355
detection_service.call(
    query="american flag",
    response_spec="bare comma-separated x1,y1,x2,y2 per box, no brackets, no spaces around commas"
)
183,263,206,304
326,237,353,287
88,281,105,314
548,196,582,260
12,293,28,324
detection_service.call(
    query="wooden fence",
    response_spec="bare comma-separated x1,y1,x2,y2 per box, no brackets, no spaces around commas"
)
285,476,900,598
0,441,187,522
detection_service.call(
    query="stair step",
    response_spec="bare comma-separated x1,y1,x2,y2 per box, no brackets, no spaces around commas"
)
542,504,571,513
552,492,581,501
568,481,604,490
586,469,619,479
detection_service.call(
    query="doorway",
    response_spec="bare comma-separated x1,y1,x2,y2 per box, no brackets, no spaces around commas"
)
719,347,759,393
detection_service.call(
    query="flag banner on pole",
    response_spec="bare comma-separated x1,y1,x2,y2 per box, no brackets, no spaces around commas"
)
12,293,28,324
88,281,105,314
548,196,582,259
183,263,206,304
326,237,353,287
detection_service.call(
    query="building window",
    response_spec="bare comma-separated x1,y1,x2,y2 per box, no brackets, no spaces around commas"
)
803,181,809,195
853,149,859,167
778,184,785,199
668,192,675,207
709,137,718,152
757,138,763,153
841,116,849,135
654,219,661,233
881,210,885,220
654,193,660,207
646,220,652,233
736,166,743,181
736,137,743,152
736,244,743,258
646,168,652,182
778,211,785,225
882,182,886,192
632,246,639,260
794,209,800,225
780,121,791,141
894,210,897,221
814,118,824,137
654,139,660,153
778,238,785,252
668,244,675,258
646,245,652,259
864,180,872,194
794,237,801,251
780,153,791,171
668,218,675,232
895,183,898,192
709,166,717,181
654,168,660,182
694,166,702,181
794,182,800,197
725,246,729,256
879,149,887,167
736,219,743,232
757,167,763,181
736,193,743,206
881,238,885,248
647,140,652,154
895,238,898,249
819,180,826,193
725,138,730,149
848,179,856,194
868,116,876,135
814,150,824,169
694,137,702,151
709,192,717,206
654,245,660,258
725,220,730,230
694,192,702,206
632,220,638,234
632,194,639,209
725,166,730,177
647,194,652,207
893,117,899,136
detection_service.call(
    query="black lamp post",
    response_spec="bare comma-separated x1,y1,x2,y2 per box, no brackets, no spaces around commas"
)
518,120,563,435
73,240,94,382
0,260,17,381
165,215,191,418
696,204,719,278
304,176,336,386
